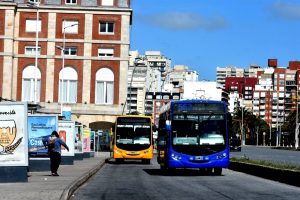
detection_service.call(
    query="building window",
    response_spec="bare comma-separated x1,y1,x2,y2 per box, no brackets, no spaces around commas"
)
22,65,41,102
64,47,77,56
279,74,285,79
62,20,78,33
25,46,41,55
102,0,114,6
98,48,114,57
65,0,77,4
95,68,114,104
279,86,285,91
59,67,77,103
99,22,114,34
26,19,41,32
28,0,40,3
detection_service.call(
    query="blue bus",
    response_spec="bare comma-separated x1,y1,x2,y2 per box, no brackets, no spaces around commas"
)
157,100,230,175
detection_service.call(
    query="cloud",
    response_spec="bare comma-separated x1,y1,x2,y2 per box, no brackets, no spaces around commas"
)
138,11,227,31
270,1,300,20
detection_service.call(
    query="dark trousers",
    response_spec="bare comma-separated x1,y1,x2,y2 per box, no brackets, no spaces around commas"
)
49,152,61,173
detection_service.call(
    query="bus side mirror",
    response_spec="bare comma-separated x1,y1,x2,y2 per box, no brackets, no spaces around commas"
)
152,124,157,132
166,120,171,126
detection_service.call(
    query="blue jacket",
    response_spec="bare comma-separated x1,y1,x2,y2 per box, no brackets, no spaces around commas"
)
43,137,69,153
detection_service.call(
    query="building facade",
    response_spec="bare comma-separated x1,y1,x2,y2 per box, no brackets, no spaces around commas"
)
216,65,263,86
0,0,132,127
253,60,300,130
127,50,171,115
225,77,258,113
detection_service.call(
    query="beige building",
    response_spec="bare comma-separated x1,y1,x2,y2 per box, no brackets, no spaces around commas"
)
0,0,132,127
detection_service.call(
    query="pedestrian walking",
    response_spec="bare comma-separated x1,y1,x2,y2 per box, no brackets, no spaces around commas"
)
44,130,69,176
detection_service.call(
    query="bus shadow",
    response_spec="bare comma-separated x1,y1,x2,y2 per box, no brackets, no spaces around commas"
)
143,168,222,176
105,158,151,165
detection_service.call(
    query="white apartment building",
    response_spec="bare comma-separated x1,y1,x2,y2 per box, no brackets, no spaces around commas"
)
127,50,171,114
167,65,198,94
217,65,263,86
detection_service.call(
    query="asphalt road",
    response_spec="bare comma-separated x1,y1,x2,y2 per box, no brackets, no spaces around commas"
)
70,157,300,200
230,146,300,166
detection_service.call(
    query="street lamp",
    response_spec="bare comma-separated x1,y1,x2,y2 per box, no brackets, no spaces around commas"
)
236,92,245,146
241,98,245,146
276,90,279,147
296,84,299,149
55,21,78,115
27,0,40,104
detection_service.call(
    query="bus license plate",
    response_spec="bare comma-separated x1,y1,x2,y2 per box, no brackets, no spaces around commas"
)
195,156,203,160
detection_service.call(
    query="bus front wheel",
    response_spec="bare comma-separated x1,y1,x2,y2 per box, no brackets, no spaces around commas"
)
214,168,222,175
142,159,151,164
115,158,124,163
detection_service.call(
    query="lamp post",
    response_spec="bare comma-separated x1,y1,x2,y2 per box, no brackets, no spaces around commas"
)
268,89,272,146
241,99,245,146
296,84,299,149
55,21,78,115
238,93,245,146
276,90,279,147
27,1,40,104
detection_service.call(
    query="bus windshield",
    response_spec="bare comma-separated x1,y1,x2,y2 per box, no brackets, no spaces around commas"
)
171,113,226,154
116,124,151,145
115,117,152,151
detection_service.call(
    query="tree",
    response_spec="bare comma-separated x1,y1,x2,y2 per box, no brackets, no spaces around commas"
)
232,107,270,145
282,110,297,146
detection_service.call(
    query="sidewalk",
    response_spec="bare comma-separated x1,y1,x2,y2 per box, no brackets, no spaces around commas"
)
0,152,110,200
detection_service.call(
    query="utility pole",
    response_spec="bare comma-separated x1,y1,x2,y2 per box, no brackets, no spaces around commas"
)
296,84,299,149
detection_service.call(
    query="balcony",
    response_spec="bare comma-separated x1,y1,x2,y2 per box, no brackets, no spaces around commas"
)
253,100,259,105
260,105,265,110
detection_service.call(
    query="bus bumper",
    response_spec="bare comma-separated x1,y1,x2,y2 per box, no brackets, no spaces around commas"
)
113,146,153,160
167,150,229,169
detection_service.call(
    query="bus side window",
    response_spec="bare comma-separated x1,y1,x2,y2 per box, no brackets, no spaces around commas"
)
158,129,167,147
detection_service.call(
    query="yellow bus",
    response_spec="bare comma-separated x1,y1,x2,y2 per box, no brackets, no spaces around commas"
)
113,115,153,164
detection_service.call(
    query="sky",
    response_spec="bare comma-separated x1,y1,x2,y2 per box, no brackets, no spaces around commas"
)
130,0,300,81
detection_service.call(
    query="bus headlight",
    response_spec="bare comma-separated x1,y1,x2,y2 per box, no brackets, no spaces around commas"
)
115,149,122,154
216,153,227,159
171,153,182,160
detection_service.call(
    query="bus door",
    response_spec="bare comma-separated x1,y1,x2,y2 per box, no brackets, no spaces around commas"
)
157,128,168,164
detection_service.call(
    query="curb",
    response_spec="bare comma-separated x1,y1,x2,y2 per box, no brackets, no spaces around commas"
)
59,158,108,200
229,161,300,187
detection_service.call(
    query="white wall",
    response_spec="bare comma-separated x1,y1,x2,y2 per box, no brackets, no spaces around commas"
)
183,81,222,100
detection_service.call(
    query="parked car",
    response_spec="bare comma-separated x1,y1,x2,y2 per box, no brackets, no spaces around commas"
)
230,137,241,151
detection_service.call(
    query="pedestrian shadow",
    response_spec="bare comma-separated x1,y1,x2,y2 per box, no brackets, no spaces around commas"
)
143,168,223,177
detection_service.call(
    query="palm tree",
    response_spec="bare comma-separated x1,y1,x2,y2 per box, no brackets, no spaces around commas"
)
232,106,269,145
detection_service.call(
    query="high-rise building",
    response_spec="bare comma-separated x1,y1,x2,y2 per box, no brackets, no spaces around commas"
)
127,50,171,115
0,0,132,127
225,77,258,113
167,65,198,95
216,65,263,86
